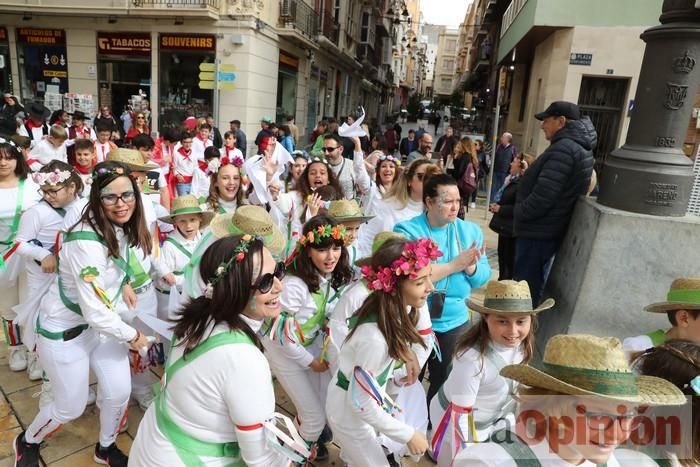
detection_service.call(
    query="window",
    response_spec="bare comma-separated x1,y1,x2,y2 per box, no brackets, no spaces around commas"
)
361,12,370,43
441,77,452,91
443,59,454,71
446,39,457,52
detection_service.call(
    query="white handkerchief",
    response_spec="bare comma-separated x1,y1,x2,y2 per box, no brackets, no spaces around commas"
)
338,106,367,137
243,142,294,205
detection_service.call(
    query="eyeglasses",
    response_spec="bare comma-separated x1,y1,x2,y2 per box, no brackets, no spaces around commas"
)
577,405,641,433
38,186,67,198
100,191,136,206
253,261,285,294
136,116,145,120
322,146,339,153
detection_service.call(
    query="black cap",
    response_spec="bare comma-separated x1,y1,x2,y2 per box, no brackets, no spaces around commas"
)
535,101,580,121
71,110,87,120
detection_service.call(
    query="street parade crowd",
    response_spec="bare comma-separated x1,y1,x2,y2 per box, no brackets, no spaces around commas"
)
0,96,698,467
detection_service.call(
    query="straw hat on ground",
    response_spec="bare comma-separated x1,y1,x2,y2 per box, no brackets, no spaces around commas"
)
107,148,159,173
328,199,374,224
354,231,405,267
159,195,214,227
468,280,554,315
209,205,285,256
644,277,700,313
500,334,686,405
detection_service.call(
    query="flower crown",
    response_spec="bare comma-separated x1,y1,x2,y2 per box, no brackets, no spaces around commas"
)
33,169,73,186
309,156,328,165
361,238,442,293
378,154,401,167
297,224,348,248
208,155,243,175
92,165,126,180
203,234,259,299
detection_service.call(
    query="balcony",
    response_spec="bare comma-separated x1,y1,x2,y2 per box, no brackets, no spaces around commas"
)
318,10,340,47
357,43,381,69
0,0,220,18
278,0,320,50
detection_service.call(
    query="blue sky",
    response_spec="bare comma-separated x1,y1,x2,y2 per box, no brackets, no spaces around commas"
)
421,0,471,27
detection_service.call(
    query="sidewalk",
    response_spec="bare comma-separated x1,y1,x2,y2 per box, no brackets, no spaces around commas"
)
0,202,498,467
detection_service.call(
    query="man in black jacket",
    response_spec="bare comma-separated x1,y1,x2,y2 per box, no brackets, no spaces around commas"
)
513,101,596,306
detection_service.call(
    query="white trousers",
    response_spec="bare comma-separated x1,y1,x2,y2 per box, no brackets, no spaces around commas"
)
131,285,159,394
328,415,391,467
26,329,130,447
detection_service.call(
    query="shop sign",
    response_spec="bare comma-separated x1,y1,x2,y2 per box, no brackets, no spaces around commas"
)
279,50,299,70
0,27,8,42
98,32,151,56
17,28,66,45
160,34,215,51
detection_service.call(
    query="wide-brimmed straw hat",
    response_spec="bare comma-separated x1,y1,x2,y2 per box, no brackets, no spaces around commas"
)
158,195,214,227
468,280,554,315
501,334,686,405
328,199,374,224
107,148,159,173
354,231,405,267
209,205,285,256
644,277,700,313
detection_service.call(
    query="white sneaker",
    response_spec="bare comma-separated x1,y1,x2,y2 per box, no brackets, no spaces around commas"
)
87,385,97,406
470,202,476,209
26,351,43,381
132,390,155,410
9,346,27,372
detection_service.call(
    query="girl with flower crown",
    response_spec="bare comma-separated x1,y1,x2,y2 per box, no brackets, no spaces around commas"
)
13,161,85,385
203,150,245,214
13,161,152,467
0,142,41,375
326,237,438,466
262,214,354,461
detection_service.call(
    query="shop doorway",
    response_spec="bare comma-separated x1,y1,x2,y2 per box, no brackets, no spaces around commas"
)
98,58,151,119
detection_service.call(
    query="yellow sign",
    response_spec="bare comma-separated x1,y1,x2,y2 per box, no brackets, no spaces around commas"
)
43,70,68,78
199,63,215,72
220,64,235,72
198,71,215,81
219,82,235,90
199,81,216,90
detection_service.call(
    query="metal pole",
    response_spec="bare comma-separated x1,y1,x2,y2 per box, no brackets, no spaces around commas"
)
214,58,220,129
484,68,502,220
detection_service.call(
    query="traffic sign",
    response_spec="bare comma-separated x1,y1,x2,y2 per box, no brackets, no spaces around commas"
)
199,62,215,72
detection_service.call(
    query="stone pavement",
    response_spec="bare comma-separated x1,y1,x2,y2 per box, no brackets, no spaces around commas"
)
0,201,498,467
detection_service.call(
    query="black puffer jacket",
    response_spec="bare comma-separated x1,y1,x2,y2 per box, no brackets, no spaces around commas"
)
489,178,519,238
514,117,596,240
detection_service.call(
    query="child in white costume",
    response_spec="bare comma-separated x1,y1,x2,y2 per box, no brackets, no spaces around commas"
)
129,235,310,466
326,237,438,466
13,161,153,467
27,124,68,171
0,142,41,373
201,152,244,214
14,162,85,381
261,215,354,460
428,280,553,466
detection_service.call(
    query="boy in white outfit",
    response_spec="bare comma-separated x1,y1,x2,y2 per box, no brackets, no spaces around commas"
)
28,125,68,171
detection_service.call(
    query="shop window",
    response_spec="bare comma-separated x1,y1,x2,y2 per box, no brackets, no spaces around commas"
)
277,51,299,124
16,28,68,104
0,28,12,94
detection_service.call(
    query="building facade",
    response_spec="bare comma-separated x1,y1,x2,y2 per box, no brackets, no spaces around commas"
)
433,26,459,98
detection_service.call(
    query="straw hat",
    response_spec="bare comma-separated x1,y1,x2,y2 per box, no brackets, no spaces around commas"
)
209,205,285,256
158,195,214,227
501,334,686,405
354,231,405,267
644,277,700,313
328,199,374,224
107,148,159,173
468,280,554,315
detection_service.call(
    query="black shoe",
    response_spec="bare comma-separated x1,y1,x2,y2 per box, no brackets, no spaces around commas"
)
318,425,333,444
387,453,401,467
315,442,329,461
93,442,128,467
14,431,40,467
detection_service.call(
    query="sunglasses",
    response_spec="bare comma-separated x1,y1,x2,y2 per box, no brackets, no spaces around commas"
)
322,146,339,153
253,261,285,294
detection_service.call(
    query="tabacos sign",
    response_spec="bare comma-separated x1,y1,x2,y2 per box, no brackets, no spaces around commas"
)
98,32,151,56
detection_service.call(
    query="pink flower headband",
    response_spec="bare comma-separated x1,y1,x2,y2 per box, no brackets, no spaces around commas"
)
361,238,442,293
207,155,244,175
33,169,73,186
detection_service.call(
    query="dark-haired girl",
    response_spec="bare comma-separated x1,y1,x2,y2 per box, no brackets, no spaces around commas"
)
14,161,151,467
262,215,353,460
0,142,41,374
326,237,436,466
130,235,308,466
14,161,84,382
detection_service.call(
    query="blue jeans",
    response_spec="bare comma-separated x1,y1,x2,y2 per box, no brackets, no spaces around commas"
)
176,183,192,196
513,238,559,307
490,171,508,202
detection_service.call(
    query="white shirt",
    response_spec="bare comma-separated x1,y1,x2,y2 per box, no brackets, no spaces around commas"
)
220,146,244,161
18,123,49,148
192,135,212,161
357,196,424,258
94,141,115,163
153,229,200,291
129,318,295,467
174,147,197,177
327,150,371,201
28,139,68,170
0,178,41,281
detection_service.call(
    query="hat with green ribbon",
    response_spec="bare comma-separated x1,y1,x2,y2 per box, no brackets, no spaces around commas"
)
500,334,686,405
644,278,700,313
354,231,405,267
158,194,214,227
468,280,554,315
328,199,375,224
209,205,285,257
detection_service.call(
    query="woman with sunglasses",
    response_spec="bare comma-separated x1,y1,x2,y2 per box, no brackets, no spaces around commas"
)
13,161,152,467
125,112,150,147
130,235,309,466
357,158,441,258
262,215,354,461
0,142,41,374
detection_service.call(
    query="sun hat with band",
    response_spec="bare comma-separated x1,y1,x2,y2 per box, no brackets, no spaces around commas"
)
328,199,375,224
158,194,214,228
468,280,554,315
106,148,159,173
500,334,686,405
354,231,405,267
644,277,700,313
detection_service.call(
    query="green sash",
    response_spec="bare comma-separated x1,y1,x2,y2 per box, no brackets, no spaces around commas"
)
486,430,608,467
0,178,25,255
